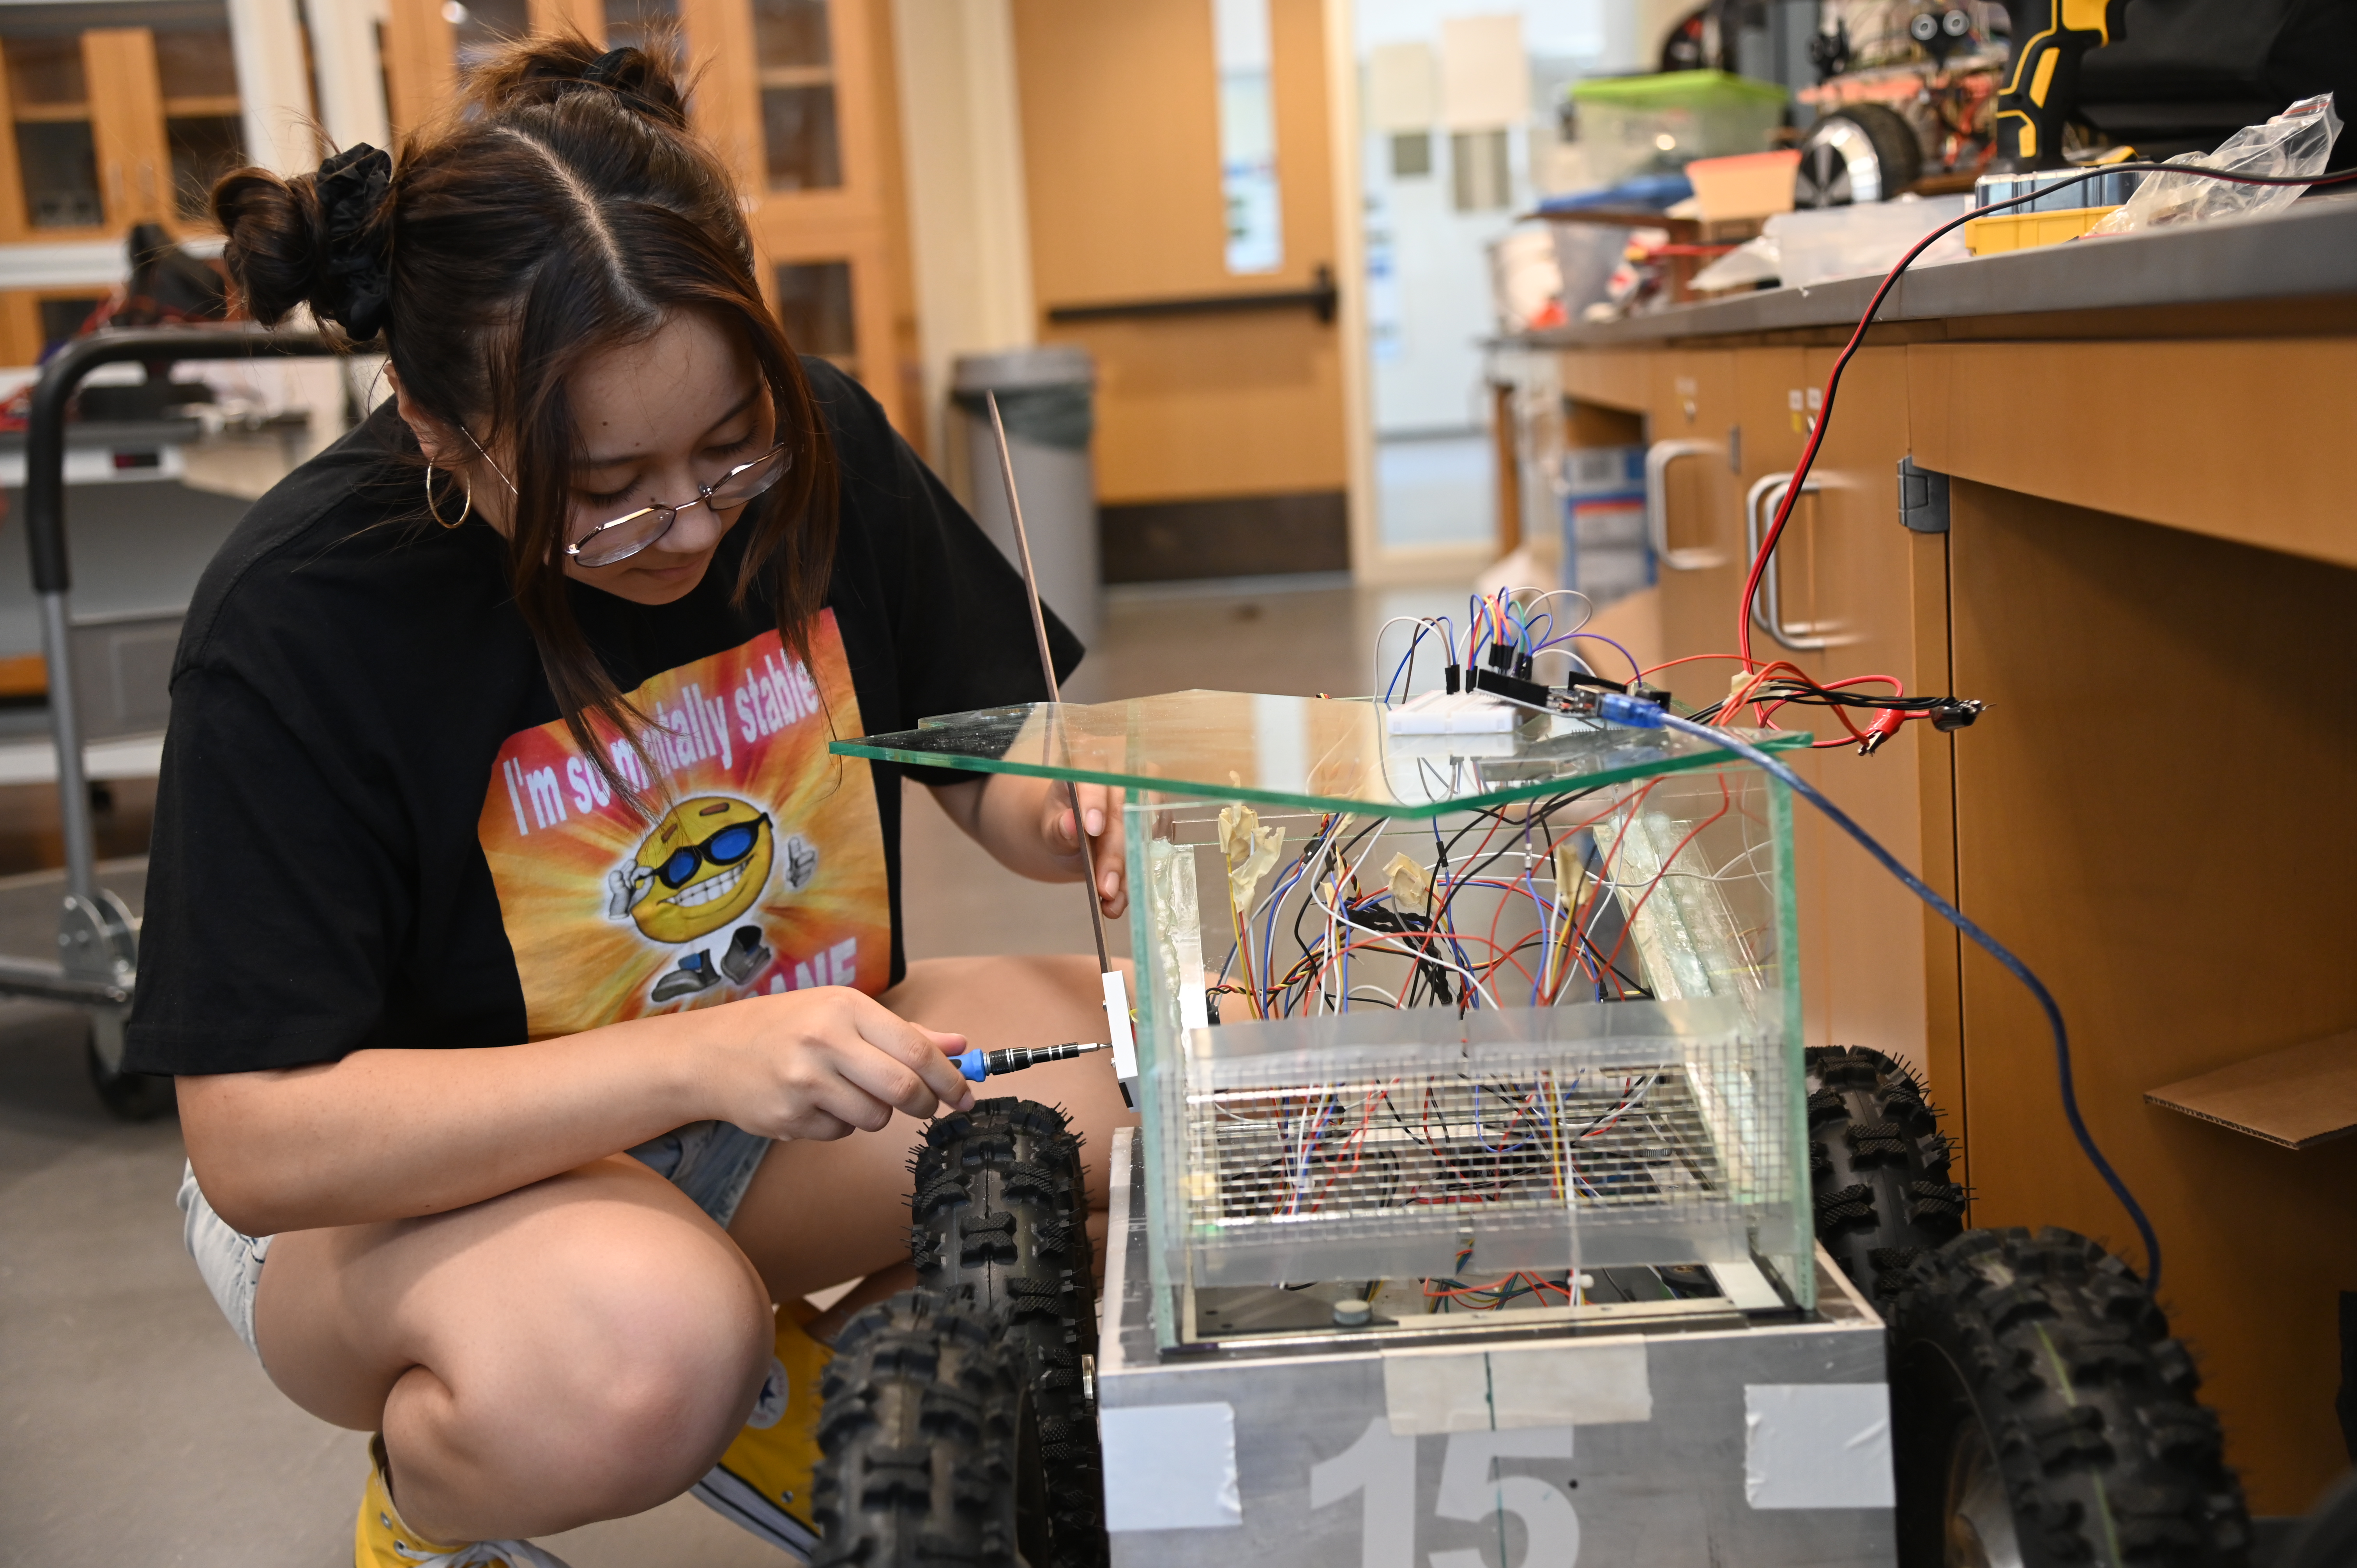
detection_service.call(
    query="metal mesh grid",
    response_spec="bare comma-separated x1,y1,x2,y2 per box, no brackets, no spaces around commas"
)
1193,1063,1725,1224
1178,1031,1794,1262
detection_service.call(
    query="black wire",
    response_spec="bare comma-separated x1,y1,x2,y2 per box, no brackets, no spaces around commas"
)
1762,154,2357,595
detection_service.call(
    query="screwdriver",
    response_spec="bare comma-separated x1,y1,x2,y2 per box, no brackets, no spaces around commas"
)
952,1040,1113,1083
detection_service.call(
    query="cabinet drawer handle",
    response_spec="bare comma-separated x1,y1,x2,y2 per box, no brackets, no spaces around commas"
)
1643,438,1725,571
1744,471,1838,652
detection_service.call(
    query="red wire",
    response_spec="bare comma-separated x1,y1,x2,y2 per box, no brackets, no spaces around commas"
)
1737,157,2357,670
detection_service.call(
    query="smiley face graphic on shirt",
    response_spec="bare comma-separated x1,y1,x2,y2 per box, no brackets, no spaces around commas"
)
481,620,887,1032
613,796,776,942
599,796,822,1003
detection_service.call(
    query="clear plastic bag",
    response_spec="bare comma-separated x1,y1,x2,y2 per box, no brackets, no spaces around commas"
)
2088,93,2342,235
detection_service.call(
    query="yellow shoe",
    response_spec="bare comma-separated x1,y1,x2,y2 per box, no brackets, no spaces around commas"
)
691,1302,830,1558
356,1434,573,1568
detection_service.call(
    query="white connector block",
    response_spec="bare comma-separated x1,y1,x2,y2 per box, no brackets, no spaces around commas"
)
1384,689,1518,735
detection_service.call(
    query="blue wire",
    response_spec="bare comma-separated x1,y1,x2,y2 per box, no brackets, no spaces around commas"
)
1604,699,2164,1292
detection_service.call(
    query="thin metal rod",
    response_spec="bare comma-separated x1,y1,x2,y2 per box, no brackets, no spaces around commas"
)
39,592,94,906
985,390,1111,974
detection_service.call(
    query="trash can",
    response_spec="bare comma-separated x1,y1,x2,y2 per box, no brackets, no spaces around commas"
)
951,346,1099,645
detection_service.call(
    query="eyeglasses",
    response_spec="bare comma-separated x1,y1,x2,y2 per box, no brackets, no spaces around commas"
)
654,812,771,890
458,427,793,569
565,442,792,568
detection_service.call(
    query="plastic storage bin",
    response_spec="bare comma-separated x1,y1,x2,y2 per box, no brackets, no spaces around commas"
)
1565,71,1788,189
1962,204,2120,254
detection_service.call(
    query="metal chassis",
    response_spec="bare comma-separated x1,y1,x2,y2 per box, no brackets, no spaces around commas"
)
1096,1127,1899,1567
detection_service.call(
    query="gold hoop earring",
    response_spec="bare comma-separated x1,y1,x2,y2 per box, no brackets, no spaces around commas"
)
423,463,473,529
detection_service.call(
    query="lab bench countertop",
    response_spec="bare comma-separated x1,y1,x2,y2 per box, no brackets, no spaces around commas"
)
1515,187,2357,347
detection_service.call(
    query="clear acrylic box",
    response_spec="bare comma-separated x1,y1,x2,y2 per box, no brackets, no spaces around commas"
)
838,691,1809,1346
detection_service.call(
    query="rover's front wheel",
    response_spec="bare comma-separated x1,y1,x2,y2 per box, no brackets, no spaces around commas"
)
1889,1228,2251,1568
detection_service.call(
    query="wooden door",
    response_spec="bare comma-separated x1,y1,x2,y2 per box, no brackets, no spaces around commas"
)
1011,0,1348,581
382,0,920,440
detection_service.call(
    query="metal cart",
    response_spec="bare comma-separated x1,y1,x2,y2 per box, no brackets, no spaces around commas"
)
0,324,334,1114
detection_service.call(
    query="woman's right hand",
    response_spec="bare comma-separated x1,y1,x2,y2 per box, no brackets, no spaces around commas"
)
698,987,976,1141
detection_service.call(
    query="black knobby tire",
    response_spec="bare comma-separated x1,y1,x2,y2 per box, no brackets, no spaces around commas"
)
1806,1045,1966,1309
812,1290,1030,1568
1890,1227,2252,1568
910,1098,1104,1568
87,1032,175,1121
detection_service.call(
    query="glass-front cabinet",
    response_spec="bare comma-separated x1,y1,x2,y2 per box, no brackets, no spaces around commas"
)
0,2,245,241
383,0,909,436
0,2,250,364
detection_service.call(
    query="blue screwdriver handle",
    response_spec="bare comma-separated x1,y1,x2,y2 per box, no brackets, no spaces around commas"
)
952,1040,1110,1082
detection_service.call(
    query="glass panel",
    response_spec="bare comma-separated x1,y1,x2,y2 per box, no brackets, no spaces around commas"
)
154,21,237,99
1388,130,1429,178
445,0,530,73
832,690,1804,817
4,33,85,106
1450,127,1511,210
16,120,101,229
760,83,840,191
1212,0,1281,274
168,114,243,219
773,260,854,362
753,0,831,69
602,0,679,57
39,295,101,355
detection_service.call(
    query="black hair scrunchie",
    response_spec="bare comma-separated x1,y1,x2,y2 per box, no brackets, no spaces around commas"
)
316,143,393,341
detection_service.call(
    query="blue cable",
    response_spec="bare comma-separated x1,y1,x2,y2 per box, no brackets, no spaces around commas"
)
1592,694,2164,1293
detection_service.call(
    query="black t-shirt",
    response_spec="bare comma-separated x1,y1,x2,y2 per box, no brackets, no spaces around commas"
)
124,359,1079,1077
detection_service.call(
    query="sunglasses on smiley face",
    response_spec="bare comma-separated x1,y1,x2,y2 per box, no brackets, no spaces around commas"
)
651,811,774,890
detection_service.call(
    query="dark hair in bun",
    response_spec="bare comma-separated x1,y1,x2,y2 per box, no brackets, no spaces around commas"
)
208,30,837,812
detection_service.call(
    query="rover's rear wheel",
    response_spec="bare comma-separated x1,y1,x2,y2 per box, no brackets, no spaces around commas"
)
1806,1045,1965,1308
1890,1228,2251,1568
911,1097,1105,1568
812,1289,1031,1568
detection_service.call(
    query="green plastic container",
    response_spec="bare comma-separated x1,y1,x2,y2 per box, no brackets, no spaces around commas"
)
1567,70,1788,187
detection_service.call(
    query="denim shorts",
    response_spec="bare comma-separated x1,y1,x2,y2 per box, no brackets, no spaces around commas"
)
180,1120,774,1358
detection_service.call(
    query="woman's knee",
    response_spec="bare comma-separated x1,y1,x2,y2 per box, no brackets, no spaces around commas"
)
365,1173,772,1528
484,1203,770,1496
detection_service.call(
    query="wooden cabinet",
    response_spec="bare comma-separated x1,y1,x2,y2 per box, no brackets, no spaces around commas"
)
0,8,248,364
1641,348,1740,664
1945,479,2357,1515
383,0,920,441
1555,324,2357,1513
0,11,244,242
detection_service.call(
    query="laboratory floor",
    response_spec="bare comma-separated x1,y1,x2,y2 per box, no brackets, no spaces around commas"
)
0,575,1458,1567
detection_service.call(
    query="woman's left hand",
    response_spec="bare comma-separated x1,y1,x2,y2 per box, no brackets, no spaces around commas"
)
1041,779,1127,920
928,775,1127,918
